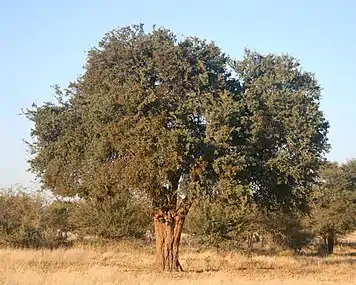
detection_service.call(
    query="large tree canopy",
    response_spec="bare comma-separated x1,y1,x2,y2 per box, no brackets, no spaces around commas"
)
24,24,329,271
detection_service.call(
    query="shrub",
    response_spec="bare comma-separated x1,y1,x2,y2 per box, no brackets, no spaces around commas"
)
262,212,314,253
185,199,255,249
70,194,151,240
0,188,49,248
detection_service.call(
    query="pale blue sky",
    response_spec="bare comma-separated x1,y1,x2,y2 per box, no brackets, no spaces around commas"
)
0,0,355,189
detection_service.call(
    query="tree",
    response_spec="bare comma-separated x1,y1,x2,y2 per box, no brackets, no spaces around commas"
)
24,24,329,271
310,161,356,254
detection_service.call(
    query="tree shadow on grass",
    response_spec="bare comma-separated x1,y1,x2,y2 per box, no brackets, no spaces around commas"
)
334,252,356,257
293,255,356,265
192,268,220,273
338,241,356,249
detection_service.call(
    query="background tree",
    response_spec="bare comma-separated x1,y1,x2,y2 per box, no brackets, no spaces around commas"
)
310,160,356,254
24,24,329,271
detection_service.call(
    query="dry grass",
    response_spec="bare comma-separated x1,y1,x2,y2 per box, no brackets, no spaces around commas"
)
1,234,356,285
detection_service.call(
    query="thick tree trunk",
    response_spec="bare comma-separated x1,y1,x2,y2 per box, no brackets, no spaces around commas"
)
261,236,265,248
154,210,186,272
247,235,253,249
327,232,335,254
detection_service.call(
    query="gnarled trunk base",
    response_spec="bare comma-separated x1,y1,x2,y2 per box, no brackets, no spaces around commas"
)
322,231,335,255
154,210,185,272
327,232,334,254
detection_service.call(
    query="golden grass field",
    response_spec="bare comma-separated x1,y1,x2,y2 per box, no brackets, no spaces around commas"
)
1,232,355,285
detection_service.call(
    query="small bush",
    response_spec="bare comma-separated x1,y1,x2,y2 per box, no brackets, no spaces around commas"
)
185,199,253,250
0,188,78,249
263,212,314,253
0,188,50,248
70,194,151,240
0,188,153,248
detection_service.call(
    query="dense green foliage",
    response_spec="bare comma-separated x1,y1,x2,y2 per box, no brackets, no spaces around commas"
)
24,25,329,218
20,24,353,262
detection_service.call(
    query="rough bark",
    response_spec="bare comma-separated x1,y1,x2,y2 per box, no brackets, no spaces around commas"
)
154,209,187,271
247,236,253,249
327,232,335,254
